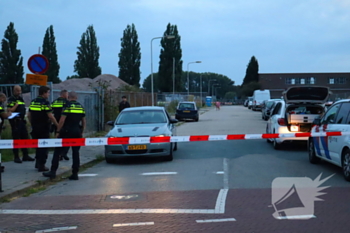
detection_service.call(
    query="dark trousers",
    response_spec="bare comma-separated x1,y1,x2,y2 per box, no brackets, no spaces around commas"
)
10,120,29,158
51,128,81,174
31,129,50,167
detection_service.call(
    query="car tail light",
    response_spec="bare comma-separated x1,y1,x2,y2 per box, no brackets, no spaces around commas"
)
277,118,286,126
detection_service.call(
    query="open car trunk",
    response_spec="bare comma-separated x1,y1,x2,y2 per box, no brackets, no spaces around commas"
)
285,104,325,132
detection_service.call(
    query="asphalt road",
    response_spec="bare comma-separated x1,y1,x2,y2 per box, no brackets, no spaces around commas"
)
0,106,349,233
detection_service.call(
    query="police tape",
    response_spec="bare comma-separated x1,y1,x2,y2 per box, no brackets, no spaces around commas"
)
0,131,350,149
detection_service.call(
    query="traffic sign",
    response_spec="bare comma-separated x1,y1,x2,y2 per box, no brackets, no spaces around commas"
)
27,54,49,74
25,73,48,86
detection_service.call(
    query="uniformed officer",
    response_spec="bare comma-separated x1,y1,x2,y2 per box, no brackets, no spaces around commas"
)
27,86,58,172
43,91,86,180
51,89,69,161
0,92,14,173
7,85,35,163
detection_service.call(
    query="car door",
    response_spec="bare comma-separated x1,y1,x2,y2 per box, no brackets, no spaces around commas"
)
327,102,350,165
267,102,282,134
315,103,341,161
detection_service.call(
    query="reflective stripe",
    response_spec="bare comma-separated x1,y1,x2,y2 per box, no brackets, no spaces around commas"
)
63,110,85,113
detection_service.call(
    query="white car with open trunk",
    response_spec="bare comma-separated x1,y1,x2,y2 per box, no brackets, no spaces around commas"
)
266,86,330,149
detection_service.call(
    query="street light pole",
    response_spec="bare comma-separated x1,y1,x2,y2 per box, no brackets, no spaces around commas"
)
187,61,202,97
173,57,175,100
151,35,175,106
208,79,216,96
200,74,202,107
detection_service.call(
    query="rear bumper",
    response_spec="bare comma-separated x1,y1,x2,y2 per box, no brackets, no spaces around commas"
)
275,126,309,143
175,113,198,119
105,143,171,158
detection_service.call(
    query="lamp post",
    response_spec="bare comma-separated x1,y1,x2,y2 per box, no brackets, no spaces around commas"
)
187,61,201,97
212,84,219,97
208,79,216,96
200,74,202,107
151,35,175,106
215,86,221,98
172,57,175,100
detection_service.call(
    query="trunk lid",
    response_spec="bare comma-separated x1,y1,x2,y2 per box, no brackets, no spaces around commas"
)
283,86,330,104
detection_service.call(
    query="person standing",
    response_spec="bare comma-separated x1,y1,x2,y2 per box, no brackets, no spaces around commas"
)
7,85,35,163
51,90,69,161
27,86,58,172
0,92,14,173
215,101,221,111
118,95,130,113
43,91,86,180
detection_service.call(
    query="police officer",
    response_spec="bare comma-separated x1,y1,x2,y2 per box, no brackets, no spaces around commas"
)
51,89,69,161
7,85,35,163
0,92,14,173
27,86,58,172
43,91,86,180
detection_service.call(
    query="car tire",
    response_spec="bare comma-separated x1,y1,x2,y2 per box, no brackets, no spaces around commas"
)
164,143,173,161
273,130,282,150
174,142,178,151
105,157,114,164
266,126,271,143
341,148,350,181
195,117,199,122
308,138,320,164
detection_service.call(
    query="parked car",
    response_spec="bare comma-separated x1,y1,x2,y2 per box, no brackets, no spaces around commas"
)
266,86,330,149
252,90,271,111
261,99,280,121
175,101,199,121
247,97,253,109
244,99,249,107
308,99,350,181
105,106,178,162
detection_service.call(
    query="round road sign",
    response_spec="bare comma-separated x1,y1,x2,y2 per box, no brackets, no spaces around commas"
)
27,54,49,74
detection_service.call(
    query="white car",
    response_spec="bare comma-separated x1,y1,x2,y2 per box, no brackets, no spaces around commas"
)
308,99,350,181
247,96,253,109
266,86,330,149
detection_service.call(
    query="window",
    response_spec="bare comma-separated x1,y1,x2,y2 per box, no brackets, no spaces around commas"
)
291,79,295,85
272,102,282,115
335,103,350,124
329,78,334,84
321,104,340,124
310,77,315,84
328,77,347,84
285,78,292,85
300,78,305,84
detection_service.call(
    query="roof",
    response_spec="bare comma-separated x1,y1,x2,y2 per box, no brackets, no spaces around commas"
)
122,106,165,112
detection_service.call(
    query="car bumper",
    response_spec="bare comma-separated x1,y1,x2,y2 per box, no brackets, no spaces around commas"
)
275,126,308,143
105,143,171,158
175,113,198,119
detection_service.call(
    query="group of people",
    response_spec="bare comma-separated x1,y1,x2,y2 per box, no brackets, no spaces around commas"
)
0,85,86,180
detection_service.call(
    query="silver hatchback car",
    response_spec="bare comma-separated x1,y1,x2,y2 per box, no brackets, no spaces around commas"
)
105,106,178,162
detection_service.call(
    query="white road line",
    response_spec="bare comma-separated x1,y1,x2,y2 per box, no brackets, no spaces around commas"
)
216,171,224,174
214,189,228,213
78,174,98,177
35,226,77,233
223,158,229,189
276,215,316,220
140,172,177,176
196,218,236,223
113,222,154,227
0,209,216,215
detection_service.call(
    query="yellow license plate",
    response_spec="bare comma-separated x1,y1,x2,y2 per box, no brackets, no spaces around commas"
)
183,110,190,113
128,145,147,150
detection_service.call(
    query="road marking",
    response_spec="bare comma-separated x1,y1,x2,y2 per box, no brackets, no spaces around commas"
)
113,222,154,227
141,172,177,176
35,226,77,232
223,158,229,189
215,189,228,213
78,174,98,177
0,209,216,214
216,171,224,174
276,215,316,220
196,218,236,223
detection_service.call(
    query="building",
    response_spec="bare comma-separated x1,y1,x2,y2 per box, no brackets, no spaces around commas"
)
259,72,350,100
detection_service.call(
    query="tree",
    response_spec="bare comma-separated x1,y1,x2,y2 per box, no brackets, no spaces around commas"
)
42,25,60,83
0,22,24,84
242,56,259,85
118,24,141,87
240,81,261,97
158,23,183,92
74,25,101,78
142,73,159,92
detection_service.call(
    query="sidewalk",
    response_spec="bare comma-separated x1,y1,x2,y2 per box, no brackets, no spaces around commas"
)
0,145,104,199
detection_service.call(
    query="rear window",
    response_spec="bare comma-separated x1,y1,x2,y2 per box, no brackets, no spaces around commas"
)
117,110,167,124
178,103,195,110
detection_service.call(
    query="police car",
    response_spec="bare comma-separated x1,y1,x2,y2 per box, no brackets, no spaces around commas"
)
308,99,350,181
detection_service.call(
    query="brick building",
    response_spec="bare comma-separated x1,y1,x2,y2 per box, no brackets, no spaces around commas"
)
259,72,350,100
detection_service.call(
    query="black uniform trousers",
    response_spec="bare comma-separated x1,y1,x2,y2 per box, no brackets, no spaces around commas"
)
31,128,50,167
51,127,82,174
10,119,29,158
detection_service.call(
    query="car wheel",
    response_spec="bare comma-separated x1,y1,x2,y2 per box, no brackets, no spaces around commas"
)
174,142,178,151
266,126,271,143
273,130,282,150
164,143,173,161
105,157,114,164
342,149,350,181
308,138,320,164
195,117,199,122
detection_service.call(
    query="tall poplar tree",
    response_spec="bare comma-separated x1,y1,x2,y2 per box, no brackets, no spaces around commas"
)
42,25,60,83
118,24,141,87
158,23,183,92
242,56,259,85
74,25,101,78
0,22,24,84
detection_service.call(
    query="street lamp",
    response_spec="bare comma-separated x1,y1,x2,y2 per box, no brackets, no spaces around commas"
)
173,57,175,100
187,61,201,97
151,35,175,106
208,79,216,96
212,84,219,96
215,86,221,98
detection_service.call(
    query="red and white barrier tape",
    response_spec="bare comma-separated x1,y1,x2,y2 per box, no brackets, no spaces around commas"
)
0,132,349,149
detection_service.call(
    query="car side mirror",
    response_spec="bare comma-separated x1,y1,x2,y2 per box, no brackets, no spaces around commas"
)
170,119,178,124
313,118,321,126
266,110,271,115
106,121,114,126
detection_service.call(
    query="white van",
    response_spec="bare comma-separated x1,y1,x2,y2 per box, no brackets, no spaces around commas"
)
252,90,271,111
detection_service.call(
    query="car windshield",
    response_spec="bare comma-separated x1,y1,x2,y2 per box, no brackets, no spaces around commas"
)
116,110,167,124
178,103,195,110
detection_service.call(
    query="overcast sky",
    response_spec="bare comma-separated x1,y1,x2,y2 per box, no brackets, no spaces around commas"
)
1,0,350,86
